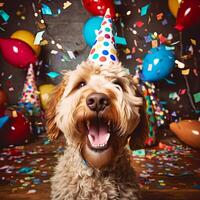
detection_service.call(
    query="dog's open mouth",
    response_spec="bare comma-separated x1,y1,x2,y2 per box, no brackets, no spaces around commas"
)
86,118,112,151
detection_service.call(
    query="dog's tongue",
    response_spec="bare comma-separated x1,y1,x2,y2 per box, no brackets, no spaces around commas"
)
88,119,109,146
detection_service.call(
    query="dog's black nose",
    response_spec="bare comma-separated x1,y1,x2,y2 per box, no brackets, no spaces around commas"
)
86,93,109,112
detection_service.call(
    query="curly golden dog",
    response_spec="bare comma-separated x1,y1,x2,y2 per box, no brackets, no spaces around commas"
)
46,61,148,200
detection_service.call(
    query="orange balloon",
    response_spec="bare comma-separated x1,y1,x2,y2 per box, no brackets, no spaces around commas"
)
170,120,200,149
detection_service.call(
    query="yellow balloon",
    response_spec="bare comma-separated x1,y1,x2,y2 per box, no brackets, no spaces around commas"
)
39,84,56,109
11,30,41,56
168,0,181,18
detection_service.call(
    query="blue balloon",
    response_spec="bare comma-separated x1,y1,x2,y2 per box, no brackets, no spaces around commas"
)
82,16,103,47
141,45,175,82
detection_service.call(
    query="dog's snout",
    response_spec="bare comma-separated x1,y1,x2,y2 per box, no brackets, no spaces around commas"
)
86,93,109,112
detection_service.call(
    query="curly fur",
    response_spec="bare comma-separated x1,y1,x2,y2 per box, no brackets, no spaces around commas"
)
46,61,148,200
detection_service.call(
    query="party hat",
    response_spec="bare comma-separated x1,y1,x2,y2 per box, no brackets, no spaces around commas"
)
88,9,119,66
19,64,41,109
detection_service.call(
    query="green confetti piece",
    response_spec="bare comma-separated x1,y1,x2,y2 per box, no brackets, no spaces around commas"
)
132,149,145,156
193,92,200,103
0,9,10,22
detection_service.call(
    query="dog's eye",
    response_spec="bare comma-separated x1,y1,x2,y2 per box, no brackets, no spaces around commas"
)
78,81,86,88
112,80,124,90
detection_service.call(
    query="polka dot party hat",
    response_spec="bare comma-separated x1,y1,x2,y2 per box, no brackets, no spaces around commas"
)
87,8,119,66
19,64,41,108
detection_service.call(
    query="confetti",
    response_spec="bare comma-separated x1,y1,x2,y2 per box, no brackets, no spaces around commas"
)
141,4,150,16
67,50,76,59
190,39,196,46
47,71,60,78
34,31,45,45
156,13,163,20
179,89,186,95
135,21,144,28
126,10,131,16
175,60,185,69
114,36,127,45
0,9,10,21
41,4,52,15
0,115,9,128
51,50,58,55
169,92,180,101
162,19,168,26
63,1,72,9
193,92,200,103
151,40,158,48
27,189,37,194
114,0,122,5
164,78,176,85
132,149,146,156
181,69,190,75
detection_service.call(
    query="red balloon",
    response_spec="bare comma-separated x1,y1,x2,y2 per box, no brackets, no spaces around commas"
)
0,111,31,147
0,107,5,117
0,89,7,108
82,0,115,19
0,38,37,69
175,0,200,31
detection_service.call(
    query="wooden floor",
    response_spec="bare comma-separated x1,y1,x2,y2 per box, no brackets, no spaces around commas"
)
0,134,200,200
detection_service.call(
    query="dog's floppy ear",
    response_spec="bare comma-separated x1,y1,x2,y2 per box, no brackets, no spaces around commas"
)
128,79,149,150
46,74,68,140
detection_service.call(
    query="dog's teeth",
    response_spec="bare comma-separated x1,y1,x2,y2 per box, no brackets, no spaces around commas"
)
105,133,110,142
90,143,107,148
107,120,111,126
87,121,90,129
88,134,93,144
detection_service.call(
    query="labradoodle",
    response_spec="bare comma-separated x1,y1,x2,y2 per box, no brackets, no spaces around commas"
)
46,61,148,200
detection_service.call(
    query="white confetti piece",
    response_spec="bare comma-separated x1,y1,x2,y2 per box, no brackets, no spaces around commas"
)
51,50,58,55
63,1,72,9
175,60,185,69
27,189,37,194
67,50,76,59
34,31,45,45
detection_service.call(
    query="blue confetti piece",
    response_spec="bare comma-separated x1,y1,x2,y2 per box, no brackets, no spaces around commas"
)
18,167,33,174
132,149,145,156
47,71,60,78
32,178,42,185
126,55,132,60
0,115,9,128
165,46,175,51
41,4,52,15
114,0,122,5
0,9,10,22
162,19,168,26
57,8,61,15
159,101,167,105
141,4,150,16
164,78,176,85
114,36,127,45
144,35,152,43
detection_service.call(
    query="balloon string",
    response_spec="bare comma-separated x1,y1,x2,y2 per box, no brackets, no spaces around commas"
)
179,31,197,112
